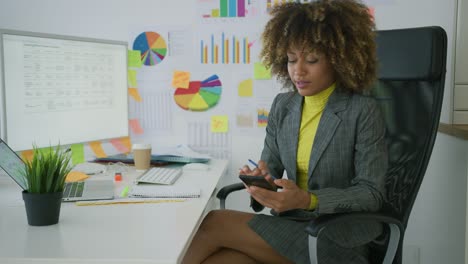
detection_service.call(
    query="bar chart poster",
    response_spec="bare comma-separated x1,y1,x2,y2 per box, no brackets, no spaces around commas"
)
200,32,255,64
198,0,260,21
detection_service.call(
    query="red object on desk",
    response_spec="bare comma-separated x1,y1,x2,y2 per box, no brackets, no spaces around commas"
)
114,172,122,182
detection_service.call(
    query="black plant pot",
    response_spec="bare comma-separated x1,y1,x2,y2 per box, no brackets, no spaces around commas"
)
22,191,63,226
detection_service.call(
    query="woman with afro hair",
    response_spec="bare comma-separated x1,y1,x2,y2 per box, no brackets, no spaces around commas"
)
183,1,388,263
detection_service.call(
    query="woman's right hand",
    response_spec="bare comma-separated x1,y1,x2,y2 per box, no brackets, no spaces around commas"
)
239,160,276,188
239,163,260,176
241,161,310,212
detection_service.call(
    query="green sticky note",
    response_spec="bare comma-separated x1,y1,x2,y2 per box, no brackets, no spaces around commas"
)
238,79,253,97
128,50,142,68
128,69,137,87
71,144,85,165
253,62,271,80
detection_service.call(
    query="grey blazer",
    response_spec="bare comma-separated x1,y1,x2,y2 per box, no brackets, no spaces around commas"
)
251,89,388,261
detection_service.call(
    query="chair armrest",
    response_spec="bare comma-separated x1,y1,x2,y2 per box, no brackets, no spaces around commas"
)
216,183,245,209
305,212,403,237
305,212,404,264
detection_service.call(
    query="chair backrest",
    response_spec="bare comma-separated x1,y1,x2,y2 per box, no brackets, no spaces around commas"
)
371,26,447,229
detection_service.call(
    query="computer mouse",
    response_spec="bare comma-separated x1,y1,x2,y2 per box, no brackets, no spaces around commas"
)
183,163,210,171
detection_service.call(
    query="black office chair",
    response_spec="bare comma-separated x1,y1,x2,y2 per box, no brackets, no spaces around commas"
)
216,26,447,263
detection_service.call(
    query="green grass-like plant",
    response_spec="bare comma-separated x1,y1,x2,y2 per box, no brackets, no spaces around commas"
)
21,145,73,194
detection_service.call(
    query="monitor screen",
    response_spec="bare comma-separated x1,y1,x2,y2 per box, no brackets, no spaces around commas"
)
0,29,129,151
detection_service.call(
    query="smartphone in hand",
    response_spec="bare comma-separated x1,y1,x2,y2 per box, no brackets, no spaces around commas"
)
239,175,277,191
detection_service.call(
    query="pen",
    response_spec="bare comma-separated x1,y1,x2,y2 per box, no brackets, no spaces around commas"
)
248,159,259,168
247,159,277,180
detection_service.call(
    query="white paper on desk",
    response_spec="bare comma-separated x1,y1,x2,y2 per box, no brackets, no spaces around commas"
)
152,144,211,159
129,185,201,198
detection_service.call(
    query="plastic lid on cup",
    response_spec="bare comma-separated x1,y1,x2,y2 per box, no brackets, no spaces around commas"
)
132,143,151,150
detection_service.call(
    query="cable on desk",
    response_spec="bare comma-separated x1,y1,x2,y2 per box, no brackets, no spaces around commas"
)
105,162,131,174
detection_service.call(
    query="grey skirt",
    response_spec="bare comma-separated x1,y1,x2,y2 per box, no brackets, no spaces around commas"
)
248,213,370,264
248,213,312,264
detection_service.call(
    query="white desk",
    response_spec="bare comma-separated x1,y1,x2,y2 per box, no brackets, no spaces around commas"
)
0,159,228,264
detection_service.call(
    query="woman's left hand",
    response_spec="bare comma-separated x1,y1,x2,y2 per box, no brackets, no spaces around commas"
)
246,179,311,213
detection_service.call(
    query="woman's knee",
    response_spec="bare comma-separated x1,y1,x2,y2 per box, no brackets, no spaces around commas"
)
198,210,229,235
198,210,252,237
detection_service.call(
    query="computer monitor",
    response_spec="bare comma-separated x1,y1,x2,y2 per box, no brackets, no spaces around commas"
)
0,29,129,151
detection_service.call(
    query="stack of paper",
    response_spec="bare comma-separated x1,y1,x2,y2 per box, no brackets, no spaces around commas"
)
94,144,211,164
152,144,211,163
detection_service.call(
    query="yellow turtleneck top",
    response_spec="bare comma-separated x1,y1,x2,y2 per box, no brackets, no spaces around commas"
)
297,83,335,210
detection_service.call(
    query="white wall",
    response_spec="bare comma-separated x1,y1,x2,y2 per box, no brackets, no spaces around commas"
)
375,0,458,124
0,1,464,263
405,133,467,264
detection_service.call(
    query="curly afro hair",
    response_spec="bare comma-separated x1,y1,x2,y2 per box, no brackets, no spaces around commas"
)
260,0,377,93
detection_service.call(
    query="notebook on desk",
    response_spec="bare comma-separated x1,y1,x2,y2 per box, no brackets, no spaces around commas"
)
0,139,114,202
129,185,201,198
94,153,209,164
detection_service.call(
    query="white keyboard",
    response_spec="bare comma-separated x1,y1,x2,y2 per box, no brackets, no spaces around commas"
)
136,167,182,185
73,162,106,175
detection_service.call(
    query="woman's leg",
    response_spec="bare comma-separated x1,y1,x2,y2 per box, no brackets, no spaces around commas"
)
182,209,293,264
201,248,258,264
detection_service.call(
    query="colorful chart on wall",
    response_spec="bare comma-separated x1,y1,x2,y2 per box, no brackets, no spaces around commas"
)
132,31,167,66
174,75,222,111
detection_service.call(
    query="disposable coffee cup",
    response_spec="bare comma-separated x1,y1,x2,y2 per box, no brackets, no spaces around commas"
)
132,143,152,171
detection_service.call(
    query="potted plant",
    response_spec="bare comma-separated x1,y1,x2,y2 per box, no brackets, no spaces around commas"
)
21,145,72,226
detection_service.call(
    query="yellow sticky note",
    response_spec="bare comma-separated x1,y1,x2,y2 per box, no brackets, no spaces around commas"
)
238,79,253,97
172,70,191,89
21,149,34,162
128,88,142,102
211,115,229,133
128,50,142,68
110,138,130,153
129,118,144,134
71,143,85,165
89,141,107,158
66,171,89,182
253,62,271,80
128,69,138,88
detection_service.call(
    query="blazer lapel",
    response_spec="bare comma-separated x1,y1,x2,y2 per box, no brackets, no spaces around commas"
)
284,93,303,181
308,91,350,178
